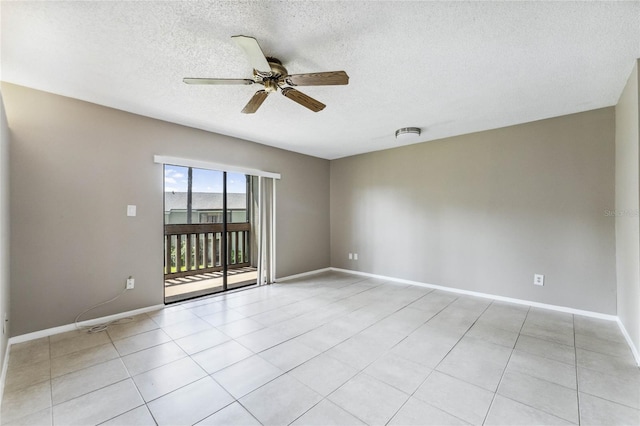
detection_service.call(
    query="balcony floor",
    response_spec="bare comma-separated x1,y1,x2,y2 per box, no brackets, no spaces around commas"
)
164,266,257,303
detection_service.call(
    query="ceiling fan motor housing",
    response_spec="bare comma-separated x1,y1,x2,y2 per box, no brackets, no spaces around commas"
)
265,57,288,76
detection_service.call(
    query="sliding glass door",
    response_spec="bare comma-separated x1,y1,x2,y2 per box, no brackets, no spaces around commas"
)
163,165,257,303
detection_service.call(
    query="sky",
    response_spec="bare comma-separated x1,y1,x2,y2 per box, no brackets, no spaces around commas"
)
164,165,247,193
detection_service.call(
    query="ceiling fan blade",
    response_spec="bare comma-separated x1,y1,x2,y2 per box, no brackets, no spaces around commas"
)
281,87,325,112
242,90,269,114
183,78,254,85
285,71,349,86
231,35,271,73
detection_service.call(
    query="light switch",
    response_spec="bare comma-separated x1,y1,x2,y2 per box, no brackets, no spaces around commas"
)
127,205,137,217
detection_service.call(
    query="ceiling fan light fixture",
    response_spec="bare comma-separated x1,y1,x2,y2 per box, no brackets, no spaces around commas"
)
395,127,421,141
263,79,278,92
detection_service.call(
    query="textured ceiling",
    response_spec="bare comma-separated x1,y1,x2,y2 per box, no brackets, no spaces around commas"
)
2,1,639,159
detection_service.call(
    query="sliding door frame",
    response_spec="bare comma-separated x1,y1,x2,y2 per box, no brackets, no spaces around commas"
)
157,155,280,299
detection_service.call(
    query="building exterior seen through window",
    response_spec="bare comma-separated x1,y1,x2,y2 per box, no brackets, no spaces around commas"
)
163,164,256,302
163,165,248,225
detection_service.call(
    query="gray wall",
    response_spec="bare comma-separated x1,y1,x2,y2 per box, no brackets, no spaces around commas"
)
0,92,10,371
2,83,330,336
2,80,630,335
615,60,640,354
331,108,617,314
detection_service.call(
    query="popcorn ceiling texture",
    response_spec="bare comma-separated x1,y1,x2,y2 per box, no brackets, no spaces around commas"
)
1,1,639,159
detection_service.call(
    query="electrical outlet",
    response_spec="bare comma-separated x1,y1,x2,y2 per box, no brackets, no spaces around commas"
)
349,253,353,260
354,253,358,260
534,274,544,286
126,277,135,290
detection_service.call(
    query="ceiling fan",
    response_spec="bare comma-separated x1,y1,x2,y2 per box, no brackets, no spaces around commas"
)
183,35,349,114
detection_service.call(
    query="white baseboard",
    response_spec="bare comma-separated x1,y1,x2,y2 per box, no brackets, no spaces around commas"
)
616,318,640,366
276,268,332,282
8,304,164,345
1,303,164,403
332,267,640,366
330,267,618,321
242,266,640,366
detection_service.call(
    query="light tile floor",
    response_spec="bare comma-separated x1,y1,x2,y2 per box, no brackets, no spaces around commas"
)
2,271,639,425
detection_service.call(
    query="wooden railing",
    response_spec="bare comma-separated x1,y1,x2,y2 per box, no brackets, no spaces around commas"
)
164,222,251,279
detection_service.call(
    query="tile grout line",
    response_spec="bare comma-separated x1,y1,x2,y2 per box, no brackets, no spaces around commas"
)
248,285,480,425
205,276,387,346
483,310,592,424
384,293,490,425
112,317,159,426
56,328,143,426
6,281,440,423
285,287,449,426
481,303,531,425
224,281,438,425
103,312,232,425
219,280,436,426
234,398,263,426
144,276,382,425
48,336,53,426
5,273,639,425
574,314,581,426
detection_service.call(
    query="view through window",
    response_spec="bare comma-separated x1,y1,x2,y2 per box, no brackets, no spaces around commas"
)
163,165,256,303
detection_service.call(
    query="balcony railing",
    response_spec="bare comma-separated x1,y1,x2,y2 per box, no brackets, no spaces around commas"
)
164,222,251,279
